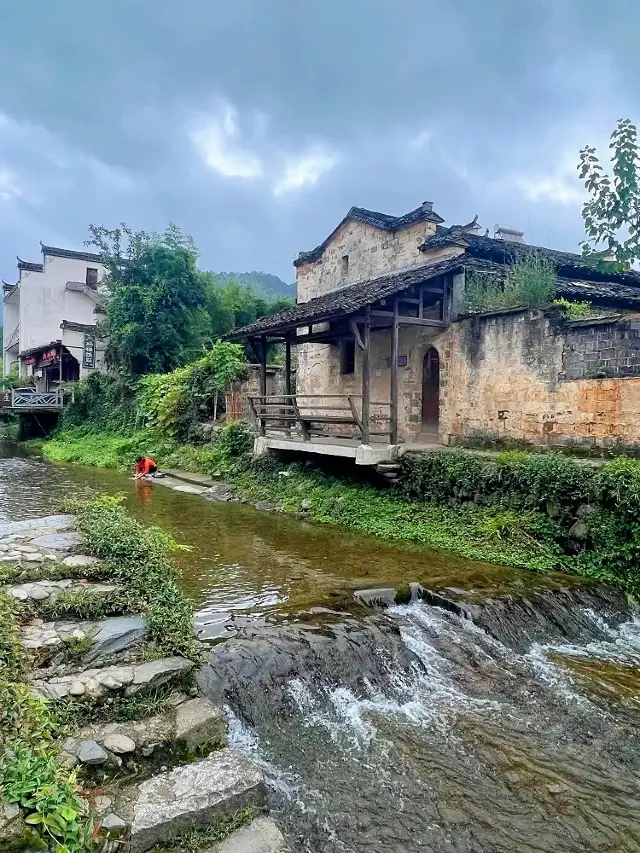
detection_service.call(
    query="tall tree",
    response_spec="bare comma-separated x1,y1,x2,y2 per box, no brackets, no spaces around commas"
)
87,223,209,377
578,118,640,269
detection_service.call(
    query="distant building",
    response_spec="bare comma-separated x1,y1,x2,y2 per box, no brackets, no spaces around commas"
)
3,244,107,390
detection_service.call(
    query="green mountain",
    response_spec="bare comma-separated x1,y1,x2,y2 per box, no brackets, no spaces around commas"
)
212,271,295,300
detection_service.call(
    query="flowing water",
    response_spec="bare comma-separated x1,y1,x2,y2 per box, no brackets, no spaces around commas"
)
2,443,640,852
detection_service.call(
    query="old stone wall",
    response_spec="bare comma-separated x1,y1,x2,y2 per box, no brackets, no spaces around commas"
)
296,219,440,302
442,310,640,451
562,317,640,380
227,365,286,422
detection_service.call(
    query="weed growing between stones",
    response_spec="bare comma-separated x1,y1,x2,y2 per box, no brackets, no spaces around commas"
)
67,495,202,662
149,808,254,853
42,588,130,621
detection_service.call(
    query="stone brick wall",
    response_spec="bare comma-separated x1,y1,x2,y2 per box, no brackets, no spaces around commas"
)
296,218,439,302
562,317,640,380
442,310,640,451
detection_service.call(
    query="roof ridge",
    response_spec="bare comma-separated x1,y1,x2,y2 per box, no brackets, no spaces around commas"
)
40,243,102,263
294,202,445,267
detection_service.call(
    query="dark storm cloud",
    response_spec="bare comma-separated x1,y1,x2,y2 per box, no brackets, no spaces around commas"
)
0,0,635,284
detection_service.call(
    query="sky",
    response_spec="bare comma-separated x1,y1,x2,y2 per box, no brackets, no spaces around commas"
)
0,0,636,286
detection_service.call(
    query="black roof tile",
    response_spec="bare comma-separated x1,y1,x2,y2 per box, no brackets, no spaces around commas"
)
228,256,461,339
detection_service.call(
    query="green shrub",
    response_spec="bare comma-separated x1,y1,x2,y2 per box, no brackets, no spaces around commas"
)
214,421,253,459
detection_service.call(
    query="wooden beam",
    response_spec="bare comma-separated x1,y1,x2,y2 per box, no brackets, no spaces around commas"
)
350,318,365,350
397,317,447,328
285,341,292,396
361,306,371,445
390,299,399,445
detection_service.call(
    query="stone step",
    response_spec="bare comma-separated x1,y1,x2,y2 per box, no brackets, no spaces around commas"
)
7,579,119,605
210,817,288,853
21,615,147,663
62,696,227,771
32,655,195,701
103,749,267,851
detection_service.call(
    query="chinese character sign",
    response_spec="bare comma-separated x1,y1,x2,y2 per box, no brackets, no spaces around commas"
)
83,334,96,369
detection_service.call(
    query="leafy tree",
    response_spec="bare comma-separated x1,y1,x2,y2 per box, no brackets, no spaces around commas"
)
86,223,209,377
578,118,640,268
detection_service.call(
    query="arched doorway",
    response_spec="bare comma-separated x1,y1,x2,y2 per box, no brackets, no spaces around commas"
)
421,347,440,431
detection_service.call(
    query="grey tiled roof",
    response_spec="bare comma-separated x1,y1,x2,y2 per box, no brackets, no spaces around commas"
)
17,258,44,273
41,244,103,263
228,256,461,339
420,227,640,288
294,202,445,267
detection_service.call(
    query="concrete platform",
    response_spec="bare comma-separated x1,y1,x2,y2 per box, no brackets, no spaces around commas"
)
254,435,398,465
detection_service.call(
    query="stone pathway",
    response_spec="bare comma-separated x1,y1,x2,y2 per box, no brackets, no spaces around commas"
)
1,514,284,853
7,578,120,603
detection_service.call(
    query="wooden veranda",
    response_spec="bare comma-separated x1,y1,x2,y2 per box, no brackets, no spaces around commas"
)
228,257,461,460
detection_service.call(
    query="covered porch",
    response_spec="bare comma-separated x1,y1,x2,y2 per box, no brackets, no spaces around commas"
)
229,257,463,465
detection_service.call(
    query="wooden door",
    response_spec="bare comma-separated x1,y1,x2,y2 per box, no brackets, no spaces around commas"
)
421,347,440,427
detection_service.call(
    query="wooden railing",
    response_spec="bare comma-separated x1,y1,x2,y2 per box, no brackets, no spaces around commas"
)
248,394,392,443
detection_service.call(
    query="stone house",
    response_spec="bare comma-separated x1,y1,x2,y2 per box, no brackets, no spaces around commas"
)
230,201,640,461
3,244,107,390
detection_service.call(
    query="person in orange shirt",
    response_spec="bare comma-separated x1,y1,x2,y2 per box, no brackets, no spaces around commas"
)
133,455,158,479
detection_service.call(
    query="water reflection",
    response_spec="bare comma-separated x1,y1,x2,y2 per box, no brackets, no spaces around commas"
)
0,443,584,622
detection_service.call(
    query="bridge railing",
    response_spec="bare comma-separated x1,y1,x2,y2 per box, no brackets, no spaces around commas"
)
8,388,65,409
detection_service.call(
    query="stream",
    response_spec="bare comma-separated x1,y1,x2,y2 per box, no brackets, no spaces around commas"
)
2,444,640,852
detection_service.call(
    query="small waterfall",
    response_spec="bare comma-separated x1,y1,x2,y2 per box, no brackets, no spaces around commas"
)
199,588,640,853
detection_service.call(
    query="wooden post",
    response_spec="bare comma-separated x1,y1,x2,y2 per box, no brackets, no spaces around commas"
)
285,341,292,395
259,337,267,437
361,306,371,445
390,298,399,445
284,341,292,436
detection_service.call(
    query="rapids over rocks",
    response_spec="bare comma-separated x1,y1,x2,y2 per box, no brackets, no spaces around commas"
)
200,585,640,853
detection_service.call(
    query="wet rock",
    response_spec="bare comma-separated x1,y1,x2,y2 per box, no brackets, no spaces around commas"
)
212,817,288,853
85,616,147,662
117,749,267,852
69,680,86,696
103,734,136,755
175,697,227,752
0,515,75,537
204,483,237,502
354,588,398,609
62,555,101,568
29,531,83,550
76,740,109,765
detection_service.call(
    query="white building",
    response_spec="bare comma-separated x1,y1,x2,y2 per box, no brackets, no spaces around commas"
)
3,244,107,390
